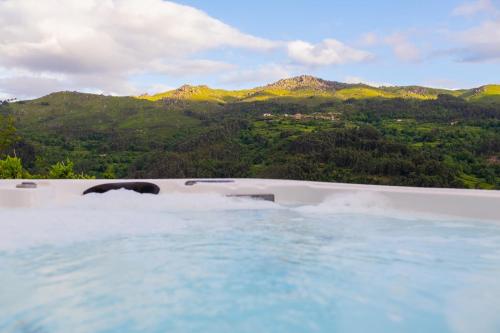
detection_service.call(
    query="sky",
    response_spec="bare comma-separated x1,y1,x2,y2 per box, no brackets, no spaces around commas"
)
0,0,499,99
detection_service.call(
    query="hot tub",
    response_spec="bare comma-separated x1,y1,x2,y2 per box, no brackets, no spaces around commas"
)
1,179,499,333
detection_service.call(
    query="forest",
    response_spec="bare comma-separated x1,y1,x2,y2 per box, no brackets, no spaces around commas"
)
0,84,499,189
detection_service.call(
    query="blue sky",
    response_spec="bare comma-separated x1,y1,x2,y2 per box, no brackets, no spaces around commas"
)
0,0,499,99
169,0,500,89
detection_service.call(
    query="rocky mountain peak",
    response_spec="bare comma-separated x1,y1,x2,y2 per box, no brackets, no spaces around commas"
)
264,75,346,91
171,84,210,97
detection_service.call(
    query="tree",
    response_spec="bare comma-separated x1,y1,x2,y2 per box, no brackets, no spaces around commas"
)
103,164,117,179
0,113,19,156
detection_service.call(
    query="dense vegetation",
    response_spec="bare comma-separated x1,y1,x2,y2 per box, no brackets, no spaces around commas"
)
0,101,92,179
1,76,499,189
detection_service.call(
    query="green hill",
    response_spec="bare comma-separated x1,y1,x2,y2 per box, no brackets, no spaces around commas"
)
138,76,500,104
460,85,500,104
2,75,499,189
140,85,252,103
139,75,487,104
9,91,201,175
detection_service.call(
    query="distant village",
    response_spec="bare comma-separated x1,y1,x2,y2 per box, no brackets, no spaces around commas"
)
261,112,339,121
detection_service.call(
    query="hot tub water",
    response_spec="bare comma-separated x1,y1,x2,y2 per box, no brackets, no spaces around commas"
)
1,190,499,333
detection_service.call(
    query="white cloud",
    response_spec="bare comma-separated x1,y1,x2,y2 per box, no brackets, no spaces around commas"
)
287,39,373,66
452,0,496,16
0,90,12,100
0,76,69,100
358,31,426,64
455,20,500,62
152,60,236,76
422,78,462,90
344,76,393,88
219,64,293,86
0,0,276,73
436,1,500,63
0,0,277,97
384,33,422,62
0,69,70,99
0,0,376,98
358,32,379,46
139,83,175,95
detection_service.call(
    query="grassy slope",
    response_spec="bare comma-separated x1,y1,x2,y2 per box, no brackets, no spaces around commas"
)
462,85,500,103
136,73,500,105
139,85,435,103
140,85,252,103
139,81,500,104
14,92,199,138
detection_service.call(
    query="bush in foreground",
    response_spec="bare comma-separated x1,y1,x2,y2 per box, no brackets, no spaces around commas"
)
0,156,94,179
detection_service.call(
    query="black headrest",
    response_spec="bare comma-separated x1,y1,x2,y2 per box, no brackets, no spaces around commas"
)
83,182,160,195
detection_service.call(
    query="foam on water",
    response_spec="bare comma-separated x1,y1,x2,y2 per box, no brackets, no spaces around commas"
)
65,190,282,212
0,189,471,252
1,190,500,333
293,191,396,218
0,190,397,252
0,190,281,252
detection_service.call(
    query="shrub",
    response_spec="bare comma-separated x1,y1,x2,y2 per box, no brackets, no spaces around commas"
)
48,159,94,179
0,156,25,179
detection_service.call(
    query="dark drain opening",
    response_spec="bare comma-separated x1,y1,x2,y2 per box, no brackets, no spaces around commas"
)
83,182,160,195
227,194,275,202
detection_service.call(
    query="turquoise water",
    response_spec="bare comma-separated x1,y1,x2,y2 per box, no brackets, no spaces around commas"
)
1,191,500,333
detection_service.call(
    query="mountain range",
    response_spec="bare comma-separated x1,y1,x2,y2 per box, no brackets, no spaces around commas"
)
137,75,500,104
